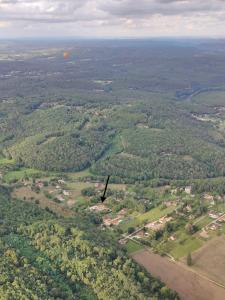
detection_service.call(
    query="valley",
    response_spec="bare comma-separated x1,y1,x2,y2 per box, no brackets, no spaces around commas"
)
1,39,225,299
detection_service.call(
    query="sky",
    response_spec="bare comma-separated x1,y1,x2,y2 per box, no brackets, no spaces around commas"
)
0,0,225,38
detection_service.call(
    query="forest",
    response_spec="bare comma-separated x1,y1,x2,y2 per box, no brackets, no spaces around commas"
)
0,186,178,299
1,40,225,183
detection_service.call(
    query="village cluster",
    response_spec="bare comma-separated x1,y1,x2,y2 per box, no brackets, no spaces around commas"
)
2,170,225,256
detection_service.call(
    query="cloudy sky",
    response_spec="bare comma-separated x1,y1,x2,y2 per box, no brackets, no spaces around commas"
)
0,0,225,38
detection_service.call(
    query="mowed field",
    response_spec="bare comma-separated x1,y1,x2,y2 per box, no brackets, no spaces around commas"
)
12,187,73,217
132,249,225,300
191,235,225,286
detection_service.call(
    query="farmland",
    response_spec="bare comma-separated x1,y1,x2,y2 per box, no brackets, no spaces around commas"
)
191,236,225,286
132,249,225,300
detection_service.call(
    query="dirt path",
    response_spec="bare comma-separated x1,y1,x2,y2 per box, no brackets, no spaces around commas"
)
132,249,225,300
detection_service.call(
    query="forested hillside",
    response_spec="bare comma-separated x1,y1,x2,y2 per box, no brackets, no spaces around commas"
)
1,40,225,182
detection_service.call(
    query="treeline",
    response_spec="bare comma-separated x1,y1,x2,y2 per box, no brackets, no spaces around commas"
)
191,178,225,195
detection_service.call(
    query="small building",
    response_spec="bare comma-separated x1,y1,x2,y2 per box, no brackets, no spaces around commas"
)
118,239,127,245
171,189,178,195
134,230,149,238
89,204,109,213
103,216,122,226
186,205,192,212
203,193,214,201
57,195,65,202
36,181,44,189
169,235,176,241
63,190,70,196
58,179,66,184
67,199,76,207
145,216,173,231
209,212,220,219
164,201,176,208
117,208,127,217
185,186,192,194
208,222,221,231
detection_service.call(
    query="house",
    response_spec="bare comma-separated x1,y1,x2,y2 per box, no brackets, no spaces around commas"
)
57,195,65,202
209,211,220,219
67,199,76,207
185,186,192,194
63,190,70,196
169,235,176,241
134,230,149,238
118,239,127,245
218,215,225,222
164,201,176,208
95,182,104,189
171,188,178,195
58,179,66,184
208,222,221,231
89,204,109,213
36,181,44,189
186,205,192,212
145,216,173,231
103,216,122,226
203,193,214,201
117,208,127,217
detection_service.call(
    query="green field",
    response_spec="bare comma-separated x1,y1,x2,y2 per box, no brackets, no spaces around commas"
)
170,235,203,260
125,240,144,254
3,168,44,183
68,169,92,180
192,90,225,106
194,215,212,229
0,158,15,166
119,206,176,232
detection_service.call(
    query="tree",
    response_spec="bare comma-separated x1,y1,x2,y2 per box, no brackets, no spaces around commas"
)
128,227,135,234
187,252,192,266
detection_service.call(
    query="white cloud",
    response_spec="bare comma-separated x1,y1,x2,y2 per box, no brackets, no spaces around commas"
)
0,0,225,37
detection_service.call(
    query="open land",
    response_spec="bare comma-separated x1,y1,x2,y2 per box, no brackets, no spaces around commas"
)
132,249,225,300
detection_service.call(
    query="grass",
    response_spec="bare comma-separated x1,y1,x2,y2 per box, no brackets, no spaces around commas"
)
3,168,44,183
192,90,225,106
68,169,92,180
170,237,203,260
125,240,144,254
0,158,15,165
119,205,176,232
168,229,203,260
194,215,212,229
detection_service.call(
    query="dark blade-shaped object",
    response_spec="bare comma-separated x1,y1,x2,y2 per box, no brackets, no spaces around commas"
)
101,175,110,203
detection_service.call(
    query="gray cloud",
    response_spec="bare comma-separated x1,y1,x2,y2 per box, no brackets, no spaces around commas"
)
99,0,224,17
0,0,225,37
